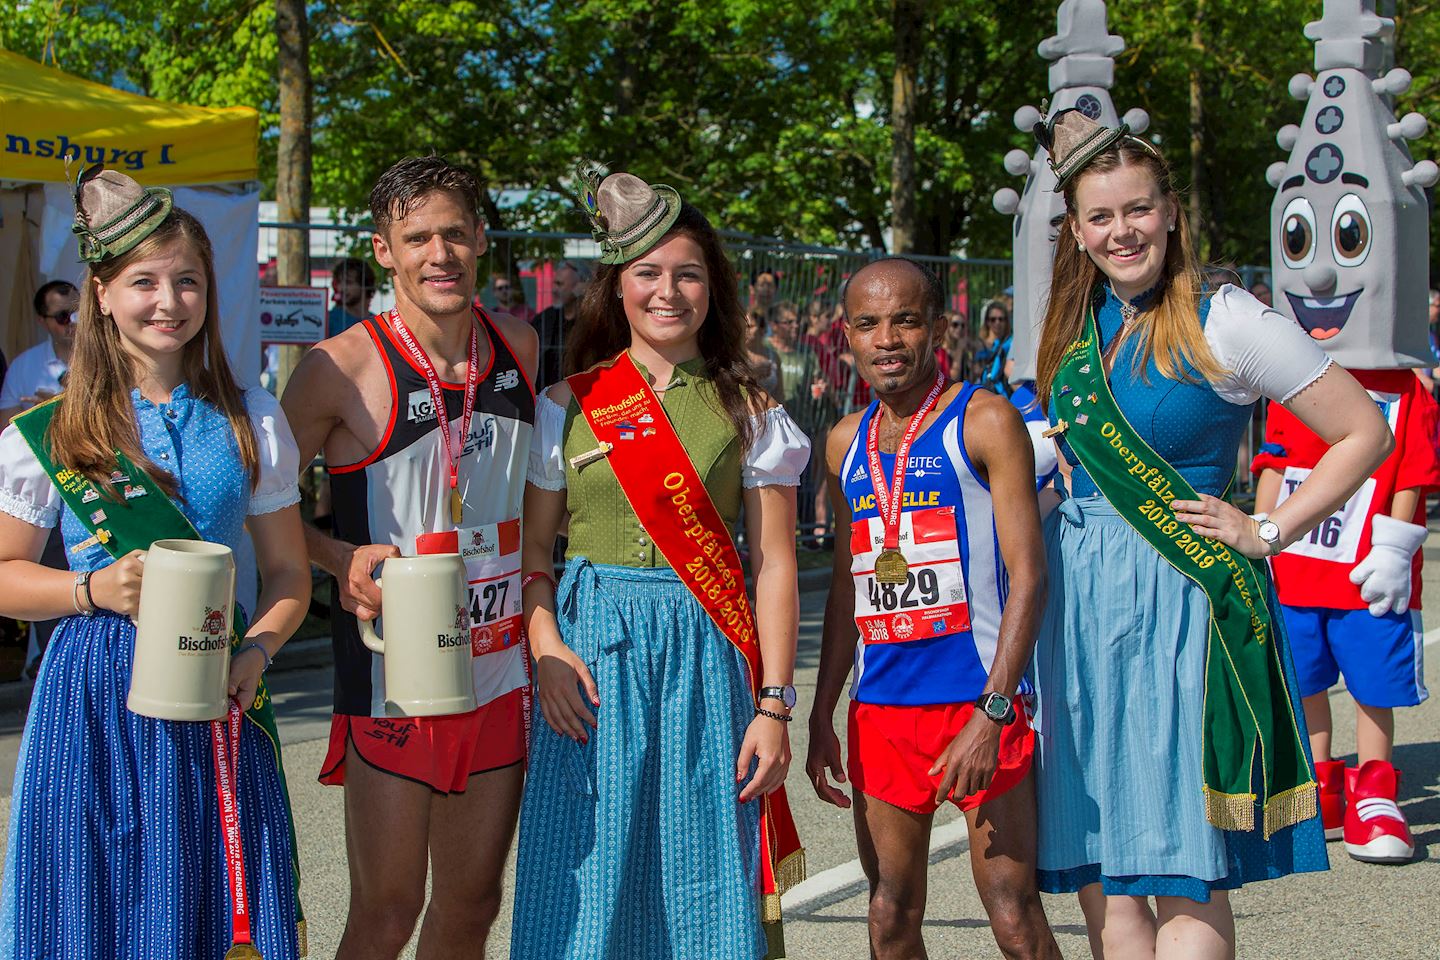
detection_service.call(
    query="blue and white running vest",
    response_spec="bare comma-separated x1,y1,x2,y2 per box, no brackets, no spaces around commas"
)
839,382,1013,706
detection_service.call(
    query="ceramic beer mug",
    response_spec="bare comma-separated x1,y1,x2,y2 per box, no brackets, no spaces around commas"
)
358,553,477,717
128,539,236,722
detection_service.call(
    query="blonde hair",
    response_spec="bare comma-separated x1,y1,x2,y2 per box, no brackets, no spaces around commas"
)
48,209,259,497
1036,140,1226,406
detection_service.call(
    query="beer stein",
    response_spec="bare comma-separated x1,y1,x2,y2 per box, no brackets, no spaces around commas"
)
358,553,477,717
128,539,236,721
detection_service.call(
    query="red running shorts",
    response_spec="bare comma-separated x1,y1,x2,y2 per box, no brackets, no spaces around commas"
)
847,698,1034,814
319,688,526,794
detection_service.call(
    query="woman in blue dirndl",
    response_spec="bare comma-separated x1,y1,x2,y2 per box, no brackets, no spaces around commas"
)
0,167,311,959
1028,111,1393,956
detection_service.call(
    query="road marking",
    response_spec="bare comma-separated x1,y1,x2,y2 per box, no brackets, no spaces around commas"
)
782,817,971,916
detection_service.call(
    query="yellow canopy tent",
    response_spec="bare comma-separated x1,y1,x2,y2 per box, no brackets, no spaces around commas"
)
0,50,261,381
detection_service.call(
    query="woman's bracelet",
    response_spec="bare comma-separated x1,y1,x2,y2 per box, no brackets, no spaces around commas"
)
73,571,96,616
755,706,792,723
522,571,556,592
237,641,273,673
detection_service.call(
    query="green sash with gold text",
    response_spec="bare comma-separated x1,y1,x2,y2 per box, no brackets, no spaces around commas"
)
13,397,308,953
1050,305,1315,837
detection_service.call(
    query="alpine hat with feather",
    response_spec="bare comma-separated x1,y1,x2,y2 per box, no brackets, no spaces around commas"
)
71,163,173,264
1034,108,1134,192
575,161,681,265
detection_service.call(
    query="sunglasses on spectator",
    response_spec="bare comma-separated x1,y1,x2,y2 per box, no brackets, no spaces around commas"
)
986,315,1006,324
48,310,76,326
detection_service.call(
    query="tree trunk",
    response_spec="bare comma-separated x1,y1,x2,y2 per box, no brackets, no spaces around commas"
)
889,0,925,254
275,0,312,391
1187,1,1207,261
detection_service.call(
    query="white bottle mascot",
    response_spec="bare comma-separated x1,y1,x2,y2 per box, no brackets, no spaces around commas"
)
994,0,1148,491
1251,0,1440,865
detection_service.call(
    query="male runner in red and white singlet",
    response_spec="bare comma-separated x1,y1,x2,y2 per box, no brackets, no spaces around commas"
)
283,156,537,960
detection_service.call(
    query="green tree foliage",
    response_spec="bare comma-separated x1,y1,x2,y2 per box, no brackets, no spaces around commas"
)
2,0,1436,265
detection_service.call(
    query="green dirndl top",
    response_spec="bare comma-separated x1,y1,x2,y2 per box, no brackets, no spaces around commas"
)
528,356,810,567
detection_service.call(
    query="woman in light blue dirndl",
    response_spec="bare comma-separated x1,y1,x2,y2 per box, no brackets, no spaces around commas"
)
511,168,809,960
0,167,311,959
1028,110,1393,957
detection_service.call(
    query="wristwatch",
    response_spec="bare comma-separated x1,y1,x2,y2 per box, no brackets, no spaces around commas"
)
759,684,797,710
1251,513,1282,557
975,691,1017,726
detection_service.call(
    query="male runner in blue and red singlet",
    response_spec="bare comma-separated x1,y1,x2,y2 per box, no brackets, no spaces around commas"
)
806,258,1059,960
283,156,537,960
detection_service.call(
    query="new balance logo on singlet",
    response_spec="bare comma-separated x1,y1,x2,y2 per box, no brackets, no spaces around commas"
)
494,369,521,391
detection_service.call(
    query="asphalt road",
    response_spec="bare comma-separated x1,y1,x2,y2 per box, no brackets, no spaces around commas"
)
1,548,1438,958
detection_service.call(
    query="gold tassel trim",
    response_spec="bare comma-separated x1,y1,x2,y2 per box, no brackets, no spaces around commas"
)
1262,781,1317,839
1203,788,1256,832
297,919,308,958
773,848,807,898
760,849,807,924
762,891,783,924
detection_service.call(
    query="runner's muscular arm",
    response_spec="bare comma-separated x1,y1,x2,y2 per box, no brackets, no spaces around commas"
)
805,412,864,808
280,338,398,620
930,393,1045,803
489,310,539,385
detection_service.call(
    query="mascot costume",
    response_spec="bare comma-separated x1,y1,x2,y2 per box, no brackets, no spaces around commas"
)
1251,0,1439,865
994,0,1148,491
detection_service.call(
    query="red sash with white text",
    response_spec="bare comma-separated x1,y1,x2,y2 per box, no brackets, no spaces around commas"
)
568,351,805,920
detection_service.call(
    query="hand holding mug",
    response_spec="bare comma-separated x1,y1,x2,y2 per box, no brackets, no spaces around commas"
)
340,543,402,621
91,549,146,617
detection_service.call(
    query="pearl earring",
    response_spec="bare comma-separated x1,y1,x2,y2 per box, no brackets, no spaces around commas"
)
1168,222,1176,233
616,290,624,300
1076,240,1084,252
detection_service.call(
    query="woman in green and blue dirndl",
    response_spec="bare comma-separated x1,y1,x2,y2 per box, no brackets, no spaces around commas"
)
511,166,809,960
1028,110,1393,957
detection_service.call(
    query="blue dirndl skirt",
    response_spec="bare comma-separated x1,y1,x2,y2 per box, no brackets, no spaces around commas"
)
1031,495,1328,901
0,613,298,959
510,559,765,960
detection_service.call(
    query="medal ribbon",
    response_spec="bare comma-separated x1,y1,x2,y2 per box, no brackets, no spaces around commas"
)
390,308,479,517
212,699,257,952
866,371,946,551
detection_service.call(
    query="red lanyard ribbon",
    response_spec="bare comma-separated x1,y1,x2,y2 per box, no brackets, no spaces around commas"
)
212,699,258,953
865,371,946,551
390,308,480,523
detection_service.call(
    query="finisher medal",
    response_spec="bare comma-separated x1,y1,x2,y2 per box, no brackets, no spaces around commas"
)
866,371,947,586
390,308,480,532
874,548,909,584
214,700,265,960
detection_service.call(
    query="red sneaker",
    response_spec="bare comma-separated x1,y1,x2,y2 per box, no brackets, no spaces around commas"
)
1343,760,1414,864
1314,759,1346,841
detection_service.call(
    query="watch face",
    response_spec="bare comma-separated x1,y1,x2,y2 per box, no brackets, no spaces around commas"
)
782,686,797,709
983,694,1010,720
1259,521,1280,542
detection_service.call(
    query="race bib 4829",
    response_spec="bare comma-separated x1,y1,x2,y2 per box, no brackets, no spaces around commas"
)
850,504,970,644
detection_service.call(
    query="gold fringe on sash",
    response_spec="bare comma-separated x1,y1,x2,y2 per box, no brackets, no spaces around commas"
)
1262,782,1318,840
1203,788,1256,833
297,920,308,958
760,848,807,923
1204,781,1318,838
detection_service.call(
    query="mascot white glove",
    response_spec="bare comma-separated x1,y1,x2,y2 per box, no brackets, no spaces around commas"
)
1348,514,1428,616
